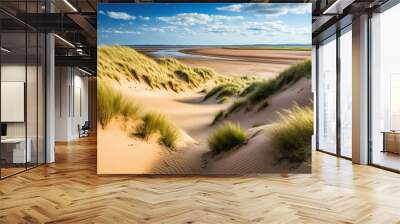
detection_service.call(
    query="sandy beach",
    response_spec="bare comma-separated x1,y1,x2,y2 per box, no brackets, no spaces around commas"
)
137,47,311,78
97,46,312,174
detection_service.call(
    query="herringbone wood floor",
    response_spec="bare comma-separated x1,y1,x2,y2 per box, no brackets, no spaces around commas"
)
1,135,400,224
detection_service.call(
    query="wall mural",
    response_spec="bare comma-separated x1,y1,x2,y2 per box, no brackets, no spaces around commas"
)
97,3,313,174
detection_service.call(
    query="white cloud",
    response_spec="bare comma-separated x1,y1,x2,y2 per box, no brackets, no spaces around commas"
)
217,3,311,16
200,20,305,38
139,16,150,21
205,24,241,33
142,26,177,33
153,12,303,36
100,29,141,34
157,13,243,26
106,11,136,20
99,10,105,15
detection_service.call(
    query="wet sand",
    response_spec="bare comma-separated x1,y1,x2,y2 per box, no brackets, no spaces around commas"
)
137,47,311,79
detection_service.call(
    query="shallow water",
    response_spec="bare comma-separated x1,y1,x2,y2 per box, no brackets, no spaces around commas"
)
150,48,231,60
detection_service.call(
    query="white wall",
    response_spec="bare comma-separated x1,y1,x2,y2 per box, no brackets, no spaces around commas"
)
1,64,32,138
55,67,89,141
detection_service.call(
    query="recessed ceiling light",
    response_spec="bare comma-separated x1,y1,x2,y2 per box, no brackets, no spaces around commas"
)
54,34,75,48
1,47,11,53
63,0,78,12
78,67,92,76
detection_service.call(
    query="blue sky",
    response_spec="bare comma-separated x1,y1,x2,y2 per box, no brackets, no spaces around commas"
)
98,3,311,46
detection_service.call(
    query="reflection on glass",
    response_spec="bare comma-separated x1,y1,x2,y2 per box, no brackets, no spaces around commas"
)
38,33,46,165
27,31,38,169
340,27,352,158
0,1,47,179
371,3,400,171
1,31,27,177
318,36,337,154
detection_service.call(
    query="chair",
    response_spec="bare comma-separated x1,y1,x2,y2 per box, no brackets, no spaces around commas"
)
79,121,90,138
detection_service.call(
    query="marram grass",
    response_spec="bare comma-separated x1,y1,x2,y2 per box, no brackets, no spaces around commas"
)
224,59,311,116
98,45,249,92
208,122,247,154
136,112,179,149
97,79,140,128
271,105,313,169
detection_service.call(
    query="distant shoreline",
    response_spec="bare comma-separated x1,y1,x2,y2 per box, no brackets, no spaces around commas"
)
180,48,311,64
125,44,311,51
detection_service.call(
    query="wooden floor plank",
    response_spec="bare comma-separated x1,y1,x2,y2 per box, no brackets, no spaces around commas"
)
0,135,400,223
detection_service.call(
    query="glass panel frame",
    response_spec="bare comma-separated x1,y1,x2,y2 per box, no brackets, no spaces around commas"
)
370,3,400,172
317,34,337,155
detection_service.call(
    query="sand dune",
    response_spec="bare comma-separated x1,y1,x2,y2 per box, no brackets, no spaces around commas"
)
99,74,311,174
98,47,312,174
205,126,311,174
221,78,312,130
97,118,201,174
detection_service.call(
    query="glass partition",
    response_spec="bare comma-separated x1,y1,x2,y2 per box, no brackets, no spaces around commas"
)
370,3,400,171
339,26,352,158
38,32,45,165
317,35,337,154
0,1,46,179
1,30,28,177
27,31,38,169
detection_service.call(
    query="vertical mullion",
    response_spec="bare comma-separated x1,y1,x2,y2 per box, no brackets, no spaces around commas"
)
316,45,320,151
25,0,28,171
367,11,373,165
336,28,341,157
0,21,2,179
36,0,39,167
73,68,75,118
44,0,47,164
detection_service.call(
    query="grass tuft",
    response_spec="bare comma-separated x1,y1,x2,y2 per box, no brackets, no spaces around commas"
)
257,101,270,112
212,110,225,125
224,60,311,116
208,122,247,154
217,96,229,104
97,80,140,128
271,105,313,169
203,82,249,101
239,82,264,97
248,60,311,104
136,112,179,149
226,99,248,114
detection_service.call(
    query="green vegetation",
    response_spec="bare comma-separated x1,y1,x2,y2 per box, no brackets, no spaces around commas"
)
97,80,140,127
252,122,264,128
257,101,270,112
224,60,311,116
246,60,311,104
212,110,225,125
98,46,217,92
136,112,179,149
208,122,247,154
226,98,247,114
239,81,264,97
217,96,229,104
271,105,313,169
203,80,250,101
98,46,250,93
